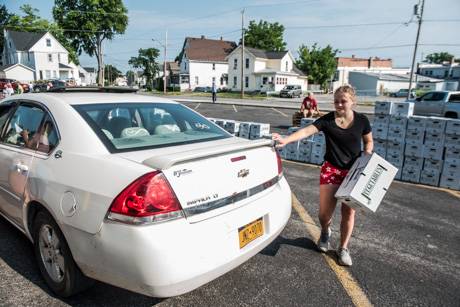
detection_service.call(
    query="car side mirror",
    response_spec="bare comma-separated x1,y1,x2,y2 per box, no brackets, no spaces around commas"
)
415,97,421,102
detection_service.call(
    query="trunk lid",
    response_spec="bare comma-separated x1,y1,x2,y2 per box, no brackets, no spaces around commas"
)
118,138,280,222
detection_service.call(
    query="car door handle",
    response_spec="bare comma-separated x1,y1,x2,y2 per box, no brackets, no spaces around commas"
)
15,163,29,173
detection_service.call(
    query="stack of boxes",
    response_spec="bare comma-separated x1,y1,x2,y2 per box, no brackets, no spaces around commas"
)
207,118,270,140
373,101,460,191
441,121,460,189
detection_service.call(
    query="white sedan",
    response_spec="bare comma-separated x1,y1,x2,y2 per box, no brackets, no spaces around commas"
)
0,90,292,298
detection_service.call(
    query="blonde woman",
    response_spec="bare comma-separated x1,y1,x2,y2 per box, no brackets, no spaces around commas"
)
273,85,373,266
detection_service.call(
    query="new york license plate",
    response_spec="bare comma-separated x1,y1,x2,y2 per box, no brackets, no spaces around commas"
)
238,217,264,249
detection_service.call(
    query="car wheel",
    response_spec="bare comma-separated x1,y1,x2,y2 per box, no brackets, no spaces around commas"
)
33,210,93,297
444,112,458,119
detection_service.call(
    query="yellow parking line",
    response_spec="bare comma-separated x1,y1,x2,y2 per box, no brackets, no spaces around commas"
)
271,107,288,117
291,194,373,307
233,105,238,112
194,103,201,110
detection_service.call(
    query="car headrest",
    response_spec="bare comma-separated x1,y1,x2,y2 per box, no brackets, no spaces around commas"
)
154,124,180,135
121,127,150,138
107,117,131,138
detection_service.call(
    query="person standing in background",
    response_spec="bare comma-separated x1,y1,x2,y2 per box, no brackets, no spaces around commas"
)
211,81,217,103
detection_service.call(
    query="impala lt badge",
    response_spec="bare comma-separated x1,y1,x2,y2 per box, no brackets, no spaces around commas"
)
173,169,192,177
238,169,250,178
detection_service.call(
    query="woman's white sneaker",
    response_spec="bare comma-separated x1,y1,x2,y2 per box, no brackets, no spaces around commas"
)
317,228,331,252
337,247,353,266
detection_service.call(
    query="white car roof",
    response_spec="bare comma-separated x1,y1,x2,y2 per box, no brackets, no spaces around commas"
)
3,92,177,106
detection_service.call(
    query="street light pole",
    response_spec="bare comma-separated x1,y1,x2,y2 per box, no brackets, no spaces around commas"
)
241,9,245,99
164,30,167,94
407,0,425,100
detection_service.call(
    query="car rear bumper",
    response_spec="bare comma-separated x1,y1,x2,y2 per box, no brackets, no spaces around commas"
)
65,176,292,297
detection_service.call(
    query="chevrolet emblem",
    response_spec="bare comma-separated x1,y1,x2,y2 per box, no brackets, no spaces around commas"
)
238,169,250,178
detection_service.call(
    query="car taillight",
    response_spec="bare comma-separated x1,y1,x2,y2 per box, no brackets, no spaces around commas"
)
276,150,283,175
108,171,184,224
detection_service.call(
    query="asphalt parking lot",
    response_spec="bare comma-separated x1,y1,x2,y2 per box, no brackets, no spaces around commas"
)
0,102,458,306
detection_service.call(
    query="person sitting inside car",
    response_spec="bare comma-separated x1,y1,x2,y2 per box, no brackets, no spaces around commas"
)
21,121,52,153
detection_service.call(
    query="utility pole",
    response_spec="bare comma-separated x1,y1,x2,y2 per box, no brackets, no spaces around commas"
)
164,30,168,94
407,0,425,100
152,32,168,94
241,9,245,99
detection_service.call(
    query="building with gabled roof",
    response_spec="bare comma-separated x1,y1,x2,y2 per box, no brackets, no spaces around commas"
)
226,46,308,93
1,29,80,83
178,36,237,91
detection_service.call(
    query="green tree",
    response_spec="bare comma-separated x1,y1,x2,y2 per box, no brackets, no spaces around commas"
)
295,43,338,90
104,64,122,85
244,20,286,51
1,4,79,64
0,4,14,53
424,52,455,64
53,0,128,85
129,48,160,91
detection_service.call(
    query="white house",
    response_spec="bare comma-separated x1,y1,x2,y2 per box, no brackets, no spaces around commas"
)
2,29,80,82
0,63,35,81
179,36,237,91
226,46,308,93
78,66,97,85
418,62,460,90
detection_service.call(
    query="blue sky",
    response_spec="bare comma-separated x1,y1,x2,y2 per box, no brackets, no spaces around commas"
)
4,0,460,72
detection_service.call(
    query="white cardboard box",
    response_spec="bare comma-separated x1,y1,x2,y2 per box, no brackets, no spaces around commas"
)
374,101,393,115
335,153,398,213
390,102,414,117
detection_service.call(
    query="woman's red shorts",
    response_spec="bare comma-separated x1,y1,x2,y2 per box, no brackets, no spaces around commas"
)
320,161,349,185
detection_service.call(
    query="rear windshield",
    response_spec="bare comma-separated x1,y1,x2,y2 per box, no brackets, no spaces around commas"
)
73,102,231,153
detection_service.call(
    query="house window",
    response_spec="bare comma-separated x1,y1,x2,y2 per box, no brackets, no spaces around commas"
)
46,70,51,79
233,59,237,70
263,77,268,84
233,76,237,88
53,70,57,78
184,62,187,71
212,63,216,70
212,77,216,84
48,54,53,62
285,62,288,71
27,52,30,62
245,58,249,69
245,76,249,88
40,71,43,80
195,76,199,85
46,39,51,47
58,53,61,62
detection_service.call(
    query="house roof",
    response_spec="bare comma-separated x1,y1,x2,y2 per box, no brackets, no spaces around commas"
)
183,37,237,62
292,66,306,76
0,63,35,72
245,47,288,60
83,67,96,73
59,63,73,69
8,30,47,51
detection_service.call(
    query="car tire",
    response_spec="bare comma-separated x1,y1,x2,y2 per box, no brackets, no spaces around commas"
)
444,112,458,119
33,210,93,297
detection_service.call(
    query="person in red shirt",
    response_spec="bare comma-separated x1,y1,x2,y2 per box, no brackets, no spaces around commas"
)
300,92,319,117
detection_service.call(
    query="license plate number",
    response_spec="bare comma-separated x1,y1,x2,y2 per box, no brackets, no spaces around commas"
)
238,217,264,249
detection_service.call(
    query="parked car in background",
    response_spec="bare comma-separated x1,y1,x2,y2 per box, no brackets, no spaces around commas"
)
0,78,30,92
390,88,416,98
0,89,291,298
412,91,460,118
33,79,66,92
193,86,212,93
279,85,302,98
